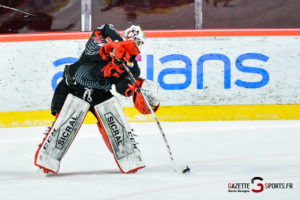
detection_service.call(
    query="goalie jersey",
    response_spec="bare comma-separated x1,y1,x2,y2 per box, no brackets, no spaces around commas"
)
79,24,123,62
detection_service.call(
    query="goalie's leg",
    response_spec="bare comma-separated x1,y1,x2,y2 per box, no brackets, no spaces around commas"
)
94,96,145,173
34,94,90,174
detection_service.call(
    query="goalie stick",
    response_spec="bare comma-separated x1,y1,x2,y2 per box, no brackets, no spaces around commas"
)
122,63,190,174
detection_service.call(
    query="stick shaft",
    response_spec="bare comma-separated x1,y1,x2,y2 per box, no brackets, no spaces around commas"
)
122,64,176,163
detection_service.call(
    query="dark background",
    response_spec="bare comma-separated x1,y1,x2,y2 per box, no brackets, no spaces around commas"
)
1,0,300,33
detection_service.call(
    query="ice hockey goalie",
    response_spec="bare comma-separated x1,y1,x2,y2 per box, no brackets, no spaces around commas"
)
34,24,159,175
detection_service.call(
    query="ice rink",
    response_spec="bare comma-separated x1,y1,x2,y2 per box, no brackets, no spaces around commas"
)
0,120,299,200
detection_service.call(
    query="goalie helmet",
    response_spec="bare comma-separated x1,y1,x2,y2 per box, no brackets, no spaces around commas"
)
123,25,146,47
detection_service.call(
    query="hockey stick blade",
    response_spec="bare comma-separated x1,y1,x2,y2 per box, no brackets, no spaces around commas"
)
182,165,191,174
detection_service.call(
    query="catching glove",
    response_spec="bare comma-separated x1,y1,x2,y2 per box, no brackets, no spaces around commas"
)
125,78,160,114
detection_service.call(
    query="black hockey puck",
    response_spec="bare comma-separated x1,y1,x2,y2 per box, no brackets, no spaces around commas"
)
182,165,191,173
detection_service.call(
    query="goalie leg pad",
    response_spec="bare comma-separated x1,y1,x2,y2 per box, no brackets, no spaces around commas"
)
97,122,113,153
94,96,145,173
34,94,90,174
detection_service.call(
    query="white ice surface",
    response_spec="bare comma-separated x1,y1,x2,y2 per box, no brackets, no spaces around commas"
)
0,120,300,200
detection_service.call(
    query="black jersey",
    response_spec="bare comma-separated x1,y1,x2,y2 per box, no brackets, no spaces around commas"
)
52,24,141,116
65,58,140,93
66,24,141,95
79,24,123,62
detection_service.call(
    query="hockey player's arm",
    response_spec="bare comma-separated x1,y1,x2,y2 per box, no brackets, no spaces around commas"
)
100,41,140,79
102,24,123,42
80,28,105,62
113,59,140,95
98,24,124,61
80,24,123,62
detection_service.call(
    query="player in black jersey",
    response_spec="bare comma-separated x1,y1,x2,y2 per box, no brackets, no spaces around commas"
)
51,24,146,117
34,25,160,175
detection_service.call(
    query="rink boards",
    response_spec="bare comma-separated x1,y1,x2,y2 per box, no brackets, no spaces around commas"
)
1,29,300,127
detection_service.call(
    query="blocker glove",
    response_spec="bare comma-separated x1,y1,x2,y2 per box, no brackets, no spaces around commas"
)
111,44,131,66
107,39,141,65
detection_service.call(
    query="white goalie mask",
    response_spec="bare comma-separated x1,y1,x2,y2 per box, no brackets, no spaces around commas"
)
123,25,146,47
